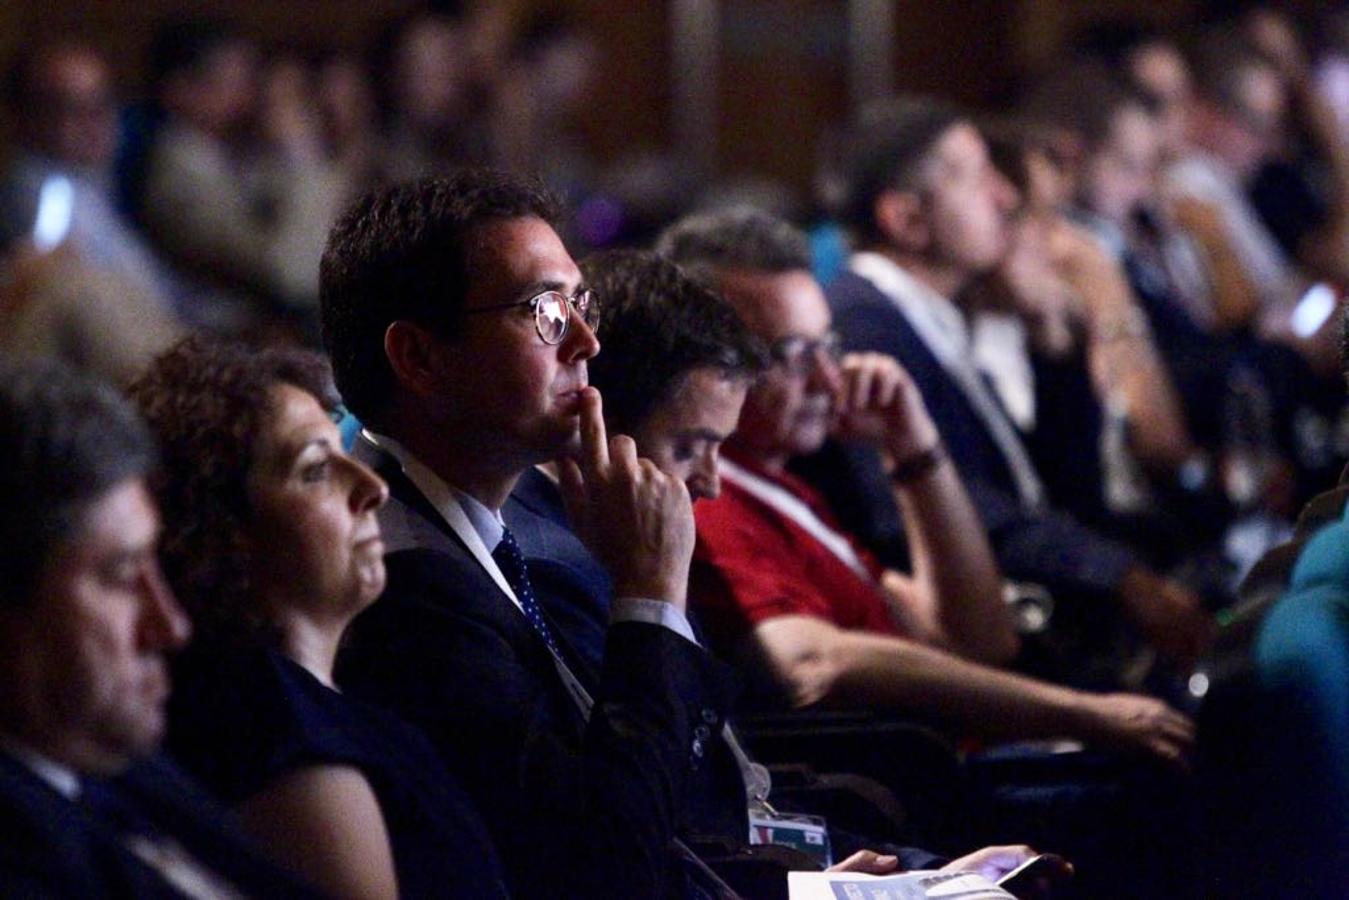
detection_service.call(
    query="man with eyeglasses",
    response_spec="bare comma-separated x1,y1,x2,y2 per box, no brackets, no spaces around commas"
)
321,170,739,900
658,207,1199,769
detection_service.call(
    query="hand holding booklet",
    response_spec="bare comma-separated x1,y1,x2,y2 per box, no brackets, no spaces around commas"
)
788,869,1014,900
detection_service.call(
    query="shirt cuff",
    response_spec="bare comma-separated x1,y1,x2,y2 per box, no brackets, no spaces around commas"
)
611,597,701,647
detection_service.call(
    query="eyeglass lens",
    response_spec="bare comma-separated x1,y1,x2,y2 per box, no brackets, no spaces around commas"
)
534,290,598,344
772,332,841,373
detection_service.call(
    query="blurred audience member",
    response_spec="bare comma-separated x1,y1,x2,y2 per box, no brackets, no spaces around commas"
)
1163,24,1347,373
1013,72,1218,494
494,11,599,200
1074,20,1193,163
979,107,1200,532
0,40,182,381
131,338,510,899
828,97,1213,675
373,10,492,182
1085,24,1271,337
317,52,381,192
140,18,350,334
1235,6,1347,265
0,358,312,898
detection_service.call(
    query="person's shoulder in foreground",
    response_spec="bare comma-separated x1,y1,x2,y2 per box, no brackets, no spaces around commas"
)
0,357,317,898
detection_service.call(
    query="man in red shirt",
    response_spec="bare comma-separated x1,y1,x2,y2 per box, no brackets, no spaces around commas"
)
660,207,1195,764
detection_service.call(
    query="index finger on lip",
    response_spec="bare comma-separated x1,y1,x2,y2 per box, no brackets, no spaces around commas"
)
577,387,610,473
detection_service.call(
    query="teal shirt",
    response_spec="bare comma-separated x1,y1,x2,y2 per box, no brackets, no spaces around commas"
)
1254,505,1349,874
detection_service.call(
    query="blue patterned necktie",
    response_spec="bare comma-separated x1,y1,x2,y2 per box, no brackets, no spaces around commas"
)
491,527,564,659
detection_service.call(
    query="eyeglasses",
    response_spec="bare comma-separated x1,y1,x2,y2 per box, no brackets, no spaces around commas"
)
465,289,600,345
768,331,842,375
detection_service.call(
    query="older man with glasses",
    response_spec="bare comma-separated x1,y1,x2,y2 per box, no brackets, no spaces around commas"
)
659,207,1198,766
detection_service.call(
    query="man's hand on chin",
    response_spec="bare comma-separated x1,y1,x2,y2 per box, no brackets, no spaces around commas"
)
559,387,694,611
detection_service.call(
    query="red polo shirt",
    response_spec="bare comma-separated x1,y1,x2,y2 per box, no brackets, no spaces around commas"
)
691,449,907,652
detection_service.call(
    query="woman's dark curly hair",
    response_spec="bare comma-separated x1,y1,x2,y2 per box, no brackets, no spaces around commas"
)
128,336,340,647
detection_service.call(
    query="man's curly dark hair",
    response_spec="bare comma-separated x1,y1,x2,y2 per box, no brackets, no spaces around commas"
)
128,336,339,646
581,249,766,435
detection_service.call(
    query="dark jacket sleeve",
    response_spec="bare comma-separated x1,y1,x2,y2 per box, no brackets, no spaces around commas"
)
963,478,1135,595
338,547,736,900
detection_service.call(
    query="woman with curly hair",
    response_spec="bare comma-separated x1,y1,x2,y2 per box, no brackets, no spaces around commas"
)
130,337,509,899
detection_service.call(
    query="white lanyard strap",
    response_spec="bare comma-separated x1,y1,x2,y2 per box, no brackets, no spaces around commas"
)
718,458,873,583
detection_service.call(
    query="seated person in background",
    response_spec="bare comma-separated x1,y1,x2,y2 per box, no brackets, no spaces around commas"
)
372,9,494,183
1200,313,1349,895
516,247,1040,887
1,38,180,309
825,96,1213,674
657,206,1194,765
1240,503,1349,894
0,357,312,897
996,72,1201,504
1165,26,1343,374
1018,64,1320,532
140,18,351,332
973,114,1229,565
0,39,182,382
130,337,509,899
1073,20,1267,336
323,170,738,899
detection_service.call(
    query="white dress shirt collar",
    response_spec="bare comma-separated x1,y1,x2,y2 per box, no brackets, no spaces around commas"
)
1,739,81,800
362,429,506,551
849,251,973,365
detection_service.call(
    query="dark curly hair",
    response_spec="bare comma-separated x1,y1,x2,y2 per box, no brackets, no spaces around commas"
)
581,249,766,435
320,169,562,427
128,336,338,647
0,358,154,606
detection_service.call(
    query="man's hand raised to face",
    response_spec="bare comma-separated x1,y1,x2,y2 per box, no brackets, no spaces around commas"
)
559,387,696,610
832,352,942,463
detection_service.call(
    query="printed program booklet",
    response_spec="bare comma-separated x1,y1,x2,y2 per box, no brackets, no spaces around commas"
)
787,869,1016,900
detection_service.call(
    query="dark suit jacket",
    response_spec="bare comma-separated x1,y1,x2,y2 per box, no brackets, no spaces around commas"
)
825,270,1135,597
0,751,317,899
337,437,737,900
504,467,614,671
505,467,750,846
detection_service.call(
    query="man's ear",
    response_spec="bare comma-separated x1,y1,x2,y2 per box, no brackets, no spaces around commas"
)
384,320,453,397
874,188,929,254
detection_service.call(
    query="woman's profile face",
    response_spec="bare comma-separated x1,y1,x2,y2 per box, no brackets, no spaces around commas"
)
245,383,388,621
